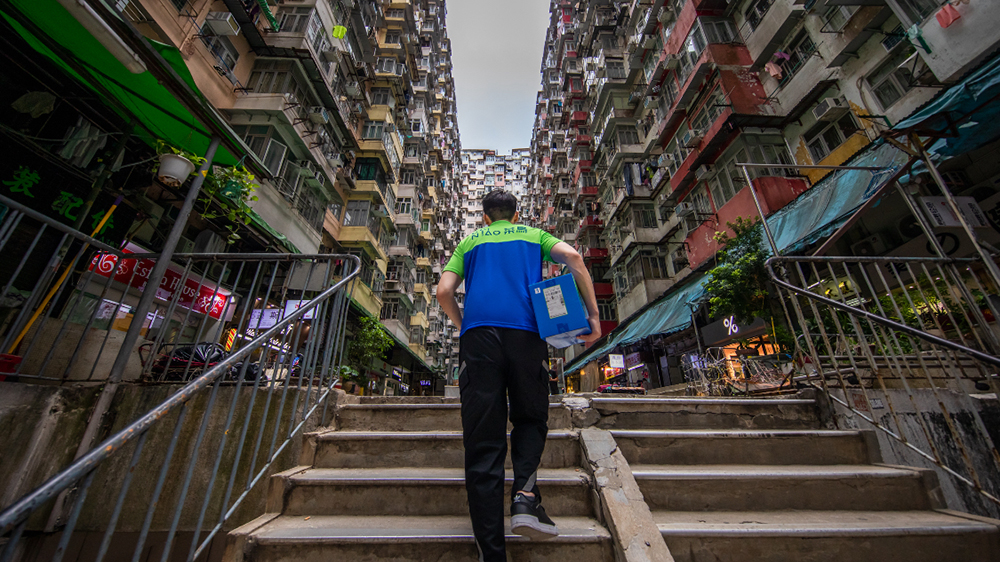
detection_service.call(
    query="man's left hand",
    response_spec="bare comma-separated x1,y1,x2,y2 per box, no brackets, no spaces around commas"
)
579,316,601,344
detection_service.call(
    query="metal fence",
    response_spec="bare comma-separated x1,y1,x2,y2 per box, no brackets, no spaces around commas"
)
767,255,1000,508
0,194,361,561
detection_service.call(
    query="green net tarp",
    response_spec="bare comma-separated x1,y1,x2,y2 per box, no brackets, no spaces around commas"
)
3,0,243,165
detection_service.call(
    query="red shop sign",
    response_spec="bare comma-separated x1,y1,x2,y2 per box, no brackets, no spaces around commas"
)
89,243,231,319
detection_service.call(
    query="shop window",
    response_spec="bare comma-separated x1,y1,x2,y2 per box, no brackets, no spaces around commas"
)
805,113,861,162
866,46,918,110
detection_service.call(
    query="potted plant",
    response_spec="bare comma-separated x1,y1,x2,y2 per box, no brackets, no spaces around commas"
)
336,365,362,394
155,140,207,187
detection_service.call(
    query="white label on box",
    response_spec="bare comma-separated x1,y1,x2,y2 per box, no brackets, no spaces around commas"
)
543,285,568,318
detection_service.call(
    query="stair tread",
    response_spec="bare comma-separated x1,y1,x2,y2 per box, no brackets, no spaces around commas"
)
591,397,815,406
610,429,859,437
290,467,590,485
653,510,999,536
250,515,611,543
630,464,920,480
314,430,578,439
340,403,566,410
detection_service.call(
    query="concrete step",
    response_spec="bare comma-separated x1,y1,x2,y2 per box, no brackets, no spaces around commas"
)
653,509,1000,562
275,467,594,517
310,430,582,469
229,514,614,562
631,464,935,512
610,429,875,466
337,402,572,431
590,397,820,430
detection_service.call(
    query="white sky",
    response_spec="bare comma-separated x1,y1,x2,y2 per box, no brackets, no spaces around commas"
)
447,0,550,153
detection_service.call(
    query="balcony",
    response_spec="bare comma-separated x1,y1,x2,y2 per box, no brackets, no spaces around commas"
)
340,225,389,263
743,0,806,69
583,247,609,260
594,282,614,297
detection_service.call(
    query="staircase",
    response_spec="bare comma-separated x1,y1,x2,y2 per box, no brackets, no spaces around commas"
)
593,396,1000,562
225,393,1000,562
225,397,613,562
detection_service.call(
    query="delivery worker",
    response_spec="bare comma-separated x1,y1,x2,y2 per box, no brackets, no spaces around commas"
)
436,189,601,562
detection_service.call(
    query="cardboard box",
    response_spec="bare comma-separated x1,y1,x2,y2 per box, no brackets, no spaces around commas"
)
529,274,591,348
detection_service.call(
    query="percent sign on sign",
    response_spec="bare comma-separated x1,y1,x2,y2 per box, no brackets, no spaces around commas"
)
723,316,739,336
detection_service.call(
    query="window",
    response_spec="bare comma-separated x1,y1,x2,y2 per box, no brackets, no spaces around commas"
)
639,250,669,280
410,326,425,346
384,31,401,44
278,7,313,33
743,0,774,31
633,204,658,228
371,88,392,105
607,60,627,79
376,57,399,74
329,201,343,222
343,200,370,227
686,187,712,214
401,169,418,185
866,46,918,110
199,23,240,74
597,299,616,321
421,219,431,232
362,120,384,139
805,113,861,162
397,197,412,215
822,5,858,31
894,0,945,25
777,31,817,86
381,297,406,320
617,126,640,145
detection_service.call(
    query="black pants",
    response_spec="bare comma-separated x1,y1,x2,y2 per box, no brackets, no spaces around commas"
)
458,327,549,562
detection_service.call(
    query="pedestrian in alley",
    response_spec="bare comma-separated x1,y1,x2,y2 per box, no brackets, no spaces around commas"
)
548,369,560,395
436,189,602,562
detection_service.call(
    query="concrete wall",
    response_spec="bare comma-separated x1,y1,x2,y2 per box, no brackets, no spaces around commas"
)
832,388,1000,519
1,382,335,560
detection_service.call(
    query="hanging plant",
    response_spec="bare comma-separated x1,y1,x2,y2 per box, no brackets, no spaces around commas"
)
198,165,259,245
153,140,207,187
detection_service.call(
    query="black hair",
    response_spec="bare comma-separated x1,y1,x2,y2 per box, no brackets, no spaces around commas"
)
482,189,517,221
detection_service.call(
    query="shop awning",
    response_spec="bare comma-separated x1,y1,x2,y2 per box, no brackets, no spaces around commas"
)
765,141,911,255
892,51,1000,160
565,276,706,372
2,1,246,167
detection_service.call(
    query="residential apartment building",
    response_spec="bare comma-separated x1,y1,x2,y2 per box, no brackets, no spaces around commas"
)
458,148,538,238
533,0,1000,386
1,0,463,392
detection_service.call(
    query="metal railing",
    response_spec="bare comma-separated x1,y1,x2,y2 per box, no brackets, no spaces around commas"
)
767,255,1000,508
0,192,361,560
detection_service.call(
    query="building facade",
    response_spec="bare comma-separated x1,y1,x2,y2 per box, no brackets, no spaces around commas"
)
533,0,1000,386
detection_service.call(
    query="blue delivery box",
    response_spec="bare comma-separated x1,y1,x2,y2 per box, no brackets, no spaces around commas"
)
529,274,591,348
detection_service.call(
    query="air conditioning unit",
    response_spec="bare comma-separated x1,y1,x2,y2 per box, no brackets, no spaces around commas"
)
850,233,887,257
682,129,704,148
694,164,715,180
297,160,316,176
812,97,850,122
308,106,330,124
322,47,340,62
662,53,681,69
658,6,674,23
675,201,695,217
642,34,657,48
206,12,240,36
373,204,389,217
657,153,674,167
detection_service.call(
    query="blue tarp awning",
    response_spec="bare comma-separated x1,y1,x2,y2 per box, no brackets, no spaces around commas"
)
765,141,910,254
565,277,706,372
893,51,1000,160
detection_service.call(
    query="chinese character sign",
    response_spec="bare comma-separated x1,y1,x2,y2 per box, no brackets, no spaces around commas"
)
89,244,230,319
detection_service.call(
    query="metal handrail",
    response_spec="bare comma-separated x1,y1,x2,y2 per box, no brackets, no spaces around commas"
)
0,252,360,560
765,256,1000,368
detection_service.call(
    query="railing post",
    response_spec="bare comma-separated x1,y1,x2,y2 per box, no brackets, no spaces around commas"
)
44,137,220,530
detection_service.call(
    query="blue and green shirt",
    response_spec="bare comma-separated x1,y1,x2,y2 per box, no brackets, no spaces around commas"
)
444,220,561,335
